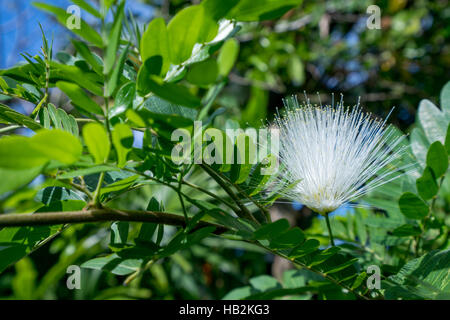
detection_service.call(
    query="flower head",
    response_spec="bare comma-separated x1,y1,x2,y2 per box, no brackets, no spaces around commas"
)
272,96,408,215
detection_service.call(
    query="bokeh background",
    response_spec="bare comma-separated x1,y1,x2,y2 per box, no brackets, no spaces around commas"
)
0,0,448,299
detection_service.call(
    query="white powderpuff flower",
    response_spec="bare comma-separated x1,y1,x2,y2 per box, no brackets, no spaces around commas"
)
272,96,410,215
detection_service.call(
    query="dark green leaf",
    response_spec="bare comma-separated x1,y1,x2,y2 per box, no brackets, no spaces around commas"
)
270,227,305,249
253,219,290,240
106,44,129,97
392,224,422,237
104,1,125,75
416,167,438,200
202,0,240,21
398,192,428,220
426,141,448,177
35,186,84,205
110,221,129,245
56,81,103,115
0,103,42,130
81,254,141,276
289,239,320,258
227,0,303,21
71,40,102,74
110,82,135,118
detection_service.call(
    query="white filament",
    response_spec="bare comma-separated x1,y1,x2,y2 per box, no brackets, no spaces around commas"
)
273,96,409,214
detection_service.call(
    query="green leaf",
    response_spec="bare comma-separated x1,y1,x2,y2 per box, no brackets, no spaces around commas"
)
141,74,201,108
307,247,341,267
81,254,142,276
242,86,268,127
287,55,305,86
35,186,84,205
71,40,102,74
253,219,290,240
246,156,275,196
417,99,448,144
112,123,133,167
110,221,129,245
289,239,320,258
32,129,83,165
0,129,82,169
168,6,203,64
138,95,197,128
57,165,118,179
137,56,162,95
392,224,422,237
186,59,218,86
440,81,450,116
100,175,139,196
270,227,305,249
222,286,254,300
40,104,78,136
47,104,61,129
217,38,239,77
0,136,46,169
71,0,102,18
410,127,429,167
56,81,103,115
104,1,124,75
324,258,359,274
416,167,438,200
227,0,303,21
110,82,136,118
445,124,450,155
82,123,110,164
0,103,42,130
426,141,448,177
249,275,280,291
202,0,240,21
229,133,256,184
167,5,217,65
0,166,43,195
33,2,103,47
351,272,367,290
106,44,129,97
140,17,170,76
385,249,450,300
398,192,428,220
51,62,103,96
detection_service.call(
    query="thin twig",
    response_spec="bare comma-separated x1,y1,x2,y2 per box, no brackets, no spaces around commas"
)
0,125,21,134
200,164,258,223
